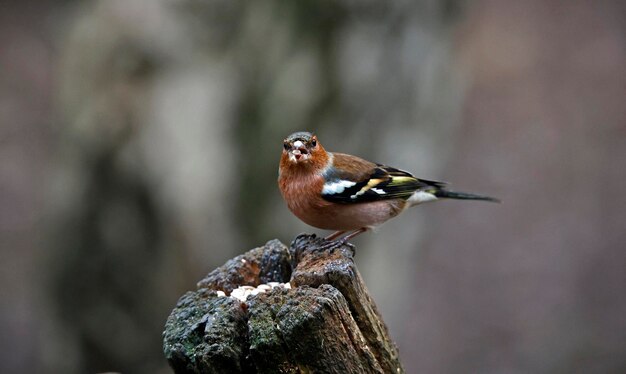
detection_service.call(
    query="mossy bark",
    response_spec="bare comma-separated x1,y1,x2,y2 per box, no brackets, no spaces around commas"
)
163,234,404,373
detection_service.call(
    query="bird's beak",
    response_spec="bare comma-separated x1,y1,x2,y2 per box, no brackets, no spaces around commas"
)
288,140,309,162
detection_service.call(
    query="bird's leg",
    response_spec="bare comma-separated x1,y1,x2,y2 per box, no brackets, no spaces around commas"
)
325,231,346,241
337,227,368,244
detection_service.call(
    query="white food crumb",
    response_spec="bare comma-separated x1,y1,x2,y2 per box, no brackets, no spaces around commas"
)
226,282,292,302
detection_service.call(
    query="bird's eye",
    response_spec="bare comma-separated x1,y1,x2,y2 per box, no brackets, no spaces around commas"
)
283,142,290,150
311,139,317,147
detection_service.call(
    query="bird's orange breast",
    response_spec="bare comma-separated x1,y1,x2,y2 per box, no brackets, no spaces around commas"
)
278,172,406,230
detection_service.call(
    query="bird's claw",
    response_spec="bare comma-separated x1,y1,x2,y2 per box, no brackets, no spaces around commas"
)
318,238,356,256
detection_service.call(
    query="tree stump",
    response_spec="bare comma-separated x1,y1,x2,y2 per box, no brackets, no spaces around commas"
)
163,234,404,373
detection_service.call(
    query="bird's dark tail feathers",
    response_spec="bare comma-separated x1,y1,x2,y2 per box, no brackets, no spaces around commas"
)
434,189,500,203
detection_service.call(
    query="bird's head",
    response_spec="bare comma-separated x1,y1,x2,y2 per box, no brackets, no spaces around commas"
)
282,131,323,164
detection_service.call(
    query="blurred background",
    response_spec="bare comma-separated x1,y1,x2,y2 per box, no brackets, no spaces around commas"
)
2,0,625,373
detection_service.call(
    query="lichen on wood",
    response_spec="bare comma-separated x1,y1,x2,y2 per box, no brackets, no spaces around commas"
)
163,234,404,373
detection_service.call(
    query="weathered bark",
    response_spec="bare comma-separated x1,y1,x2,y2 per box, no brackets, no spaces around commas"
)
163,234,404,373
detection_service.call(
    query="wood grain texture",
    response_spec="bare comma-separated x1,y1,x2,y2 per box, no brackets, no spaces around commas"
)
163,235,404,373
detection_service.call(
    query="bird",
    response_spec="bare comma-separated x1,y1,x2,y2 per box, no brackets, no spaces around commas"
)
278,131,499,245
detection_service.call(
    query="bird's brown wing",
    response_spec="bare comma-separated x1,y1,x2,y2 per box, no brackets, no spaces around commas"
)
321,153,445,204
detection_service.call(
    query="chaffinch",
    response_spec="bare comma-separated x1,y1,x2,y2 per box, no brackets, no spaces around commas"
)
278,131,499,244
